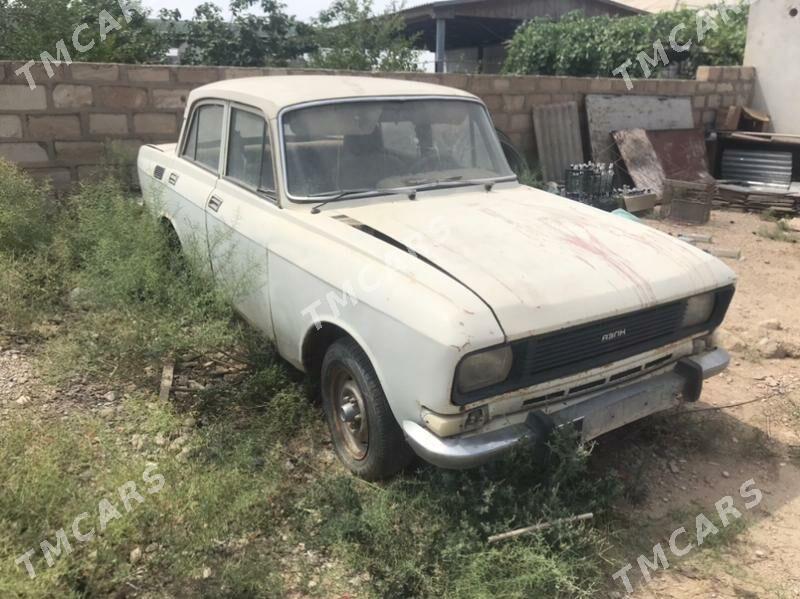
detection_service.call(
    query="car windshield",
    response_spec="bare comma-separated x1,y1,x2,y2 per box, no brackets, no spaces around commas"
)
281,99,514,199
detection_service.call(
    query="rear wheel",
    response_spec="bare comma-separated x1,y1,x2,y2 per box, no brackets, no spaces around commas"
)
321,338,413,480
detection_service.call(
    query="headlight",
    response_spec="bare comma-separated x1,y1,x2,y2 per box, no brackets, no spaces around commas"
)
682,292,715,328
456,346,513,394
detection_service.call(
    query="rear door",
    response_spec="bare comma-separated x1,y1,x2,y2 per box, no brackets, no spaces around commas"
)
205,104,279,339
168,101,225,252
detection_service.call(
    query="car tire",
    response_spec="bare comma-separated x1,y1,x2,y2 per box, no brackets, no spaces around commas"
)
321,338,414,480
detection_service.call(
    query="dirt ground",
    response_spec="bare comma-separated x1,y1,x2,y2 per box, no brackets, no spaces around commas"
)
2,210,799,598
610,211,800,598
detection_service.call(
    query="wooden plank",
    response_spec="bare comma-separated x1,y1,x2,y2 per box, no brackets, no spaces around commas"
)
159,359,175,402
613,129,666,195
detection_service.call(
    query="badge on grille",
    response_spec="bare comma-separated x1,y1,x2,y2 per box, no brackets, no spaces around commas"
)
601,329,627,343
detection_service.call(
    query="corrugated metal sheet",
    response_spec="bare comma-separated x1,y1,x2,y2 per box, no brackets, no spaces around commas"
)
720,149,793,188
533,101,584,183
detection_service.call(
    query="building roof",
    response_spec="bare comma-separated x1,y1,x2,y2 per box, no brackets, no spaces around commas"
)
187,76,476,118
398,0,644,17
612,0,721,11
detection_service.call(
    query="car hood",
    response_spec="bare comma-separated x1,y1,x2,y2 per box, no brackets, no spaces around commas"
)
329,185,736,341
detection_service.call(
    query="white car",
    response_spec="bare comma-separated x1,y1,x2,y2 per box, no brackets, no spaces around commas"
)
138,76,736,480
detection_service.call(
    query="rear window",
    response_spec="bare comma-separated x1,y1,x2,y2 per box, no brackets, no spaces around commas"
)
226,108,275,192
182,104,224,171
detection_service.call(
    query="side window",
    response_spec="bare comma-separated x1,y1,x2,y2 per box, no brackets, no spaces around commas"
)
182,104,224,171
227,108,275,192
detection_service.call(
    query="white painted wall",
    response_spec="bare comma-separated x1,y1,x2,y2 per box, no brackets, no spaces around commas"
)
744,0,800,134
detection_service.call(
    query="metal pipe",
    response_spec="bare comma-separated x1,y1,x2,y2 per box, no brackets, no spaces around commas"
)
435,18,446,73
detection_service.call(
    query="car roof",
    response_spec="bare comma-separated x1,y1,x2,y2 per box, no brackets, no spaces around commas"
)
185,75,479,118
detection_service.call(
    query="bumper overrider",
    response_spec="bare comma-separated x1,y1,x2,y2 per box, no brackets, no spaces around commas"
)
403,348,730,470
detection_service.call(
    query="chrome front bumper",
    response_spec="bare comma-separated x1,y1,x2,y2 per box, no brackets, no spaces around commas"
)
403,348,730,470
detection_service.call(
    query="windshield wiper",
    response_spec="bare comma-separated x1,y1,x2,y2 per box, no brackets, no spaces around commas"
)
404,175,517,193
404,175,464,188
309,188,410,214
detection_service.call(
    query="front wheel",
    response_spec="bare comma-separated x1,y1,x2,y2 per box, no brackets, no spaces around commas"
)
321,338,414,480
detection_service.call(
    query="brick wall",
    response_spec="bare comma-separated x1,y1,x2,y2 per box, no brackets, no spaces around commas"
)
0,61,755,190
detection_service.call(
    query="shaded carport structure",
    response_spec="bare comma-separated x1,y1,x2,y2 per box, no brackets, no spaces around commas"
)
397,0,642,73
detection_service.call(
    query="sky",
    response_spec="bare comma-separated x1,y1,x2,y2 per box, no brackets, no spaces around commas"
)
145,0,400,22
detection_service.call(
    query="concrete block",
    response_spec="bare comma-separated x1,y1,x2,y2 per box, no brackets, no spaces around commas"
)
440,74,468,89
588,78,613,93
698,82,716,93
28,115,81,138
223,67,262,80
6,61,67,84
128,67,172,82
176,67,221,83
28,167,73,189
692,95,706,108
482,95,502,110
707,94,721,108
716,82,734,93
502,94,525,112
536,77,562,93
526,94,553,108
509,113,532,133
612,78,632,92
96,86,148,110
740,66,755,81
0,142,49,163
133,113,177,135
72,63,120,81
696,66,722,82
722,66,741,81
0,115,23,138
90,113,129,135
151,89,191,109
52,84,93,108
491,113,510,130
0,85,47,110
492,78,511,92
562,78,589,93
55,141,106,162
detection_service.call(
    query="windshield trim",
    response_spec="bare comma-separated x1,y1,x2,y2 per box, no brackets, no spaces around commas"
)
276,95,511,204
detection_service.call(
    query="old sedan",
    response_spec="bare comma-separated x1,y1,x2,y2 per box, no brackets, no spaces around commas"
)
138,76,736,480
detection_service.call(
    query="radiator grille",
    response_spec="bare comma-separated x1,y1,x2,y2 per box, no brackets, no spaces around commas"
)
452,287,735,406
512,301,687,382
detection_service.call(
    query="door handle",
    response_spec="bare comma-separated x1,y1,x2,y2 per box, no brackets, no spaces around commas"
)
208,196,223,212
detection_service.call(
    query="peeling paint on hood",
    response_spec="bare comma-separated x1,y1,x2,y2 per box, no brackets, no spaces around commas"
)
333,185,737,341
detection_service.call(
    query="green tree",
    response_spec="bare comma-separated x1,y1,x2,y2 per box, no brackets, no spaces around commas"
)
170,0,312,67
0,0,168,63
308,0,419,72
504,2,748,79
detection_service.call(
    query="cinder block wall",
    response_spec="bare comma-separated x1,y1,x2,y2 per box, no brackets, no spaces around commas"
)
0,61,754,190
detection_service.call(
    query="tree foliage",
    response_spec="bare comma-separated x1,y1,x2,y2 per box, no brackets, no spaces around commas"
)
0,0,168,63
308,0,419,72
504,2,749,79
0,0,421,71
166,0,313,67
